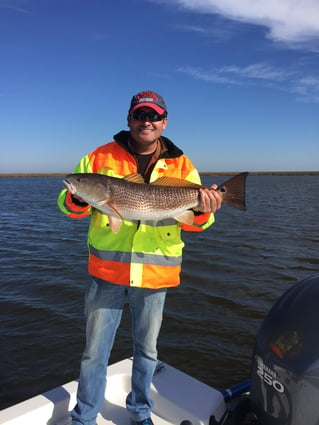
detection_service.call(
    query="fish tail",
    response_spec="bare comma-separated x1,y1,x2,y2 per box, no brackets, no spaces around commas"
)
217,172,249,210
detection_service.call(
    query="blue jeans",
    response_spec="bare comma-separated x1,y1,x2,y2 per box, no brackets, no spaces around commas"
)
71,277,167,425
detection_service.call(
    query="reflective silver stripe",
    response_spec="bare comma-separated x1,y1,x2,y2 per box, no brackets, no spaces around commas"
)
89,245,182,266
141,218,177,227
131,252,182,266
89,245,131,263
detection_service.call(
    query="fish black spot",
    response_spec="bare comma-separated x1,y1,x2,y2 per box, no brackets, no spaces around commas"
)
167,233,170,236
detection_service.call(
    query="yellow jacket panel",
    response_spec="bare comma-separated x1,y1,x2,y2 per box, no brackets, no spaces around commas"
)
57,131,215,288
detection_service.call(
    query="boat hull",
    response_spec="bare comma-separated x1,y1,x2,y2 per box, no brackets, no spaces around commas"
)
0,358,227,425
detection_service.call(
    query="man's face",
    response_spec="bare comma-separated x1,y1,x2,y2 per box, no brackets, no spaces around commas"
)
128,107,168,148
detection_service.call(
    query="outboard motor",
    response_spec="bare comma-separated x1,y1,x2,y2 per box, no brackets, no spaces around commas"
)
249,273,319,424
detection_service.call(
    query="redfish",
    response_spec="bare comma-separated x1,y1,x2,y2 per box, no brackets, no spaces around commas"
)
63,172,248,233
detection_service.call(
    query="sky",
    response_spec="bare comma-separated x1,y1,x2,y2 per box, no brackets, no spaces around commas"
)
0,0,319,173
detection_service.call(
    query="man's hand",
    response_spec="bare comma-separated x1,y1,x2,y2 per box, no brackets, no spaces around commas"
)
195,185,222,213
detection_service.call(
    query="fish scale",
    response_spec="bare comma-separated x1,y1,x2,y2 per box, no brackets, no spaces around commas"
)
109,182,199,218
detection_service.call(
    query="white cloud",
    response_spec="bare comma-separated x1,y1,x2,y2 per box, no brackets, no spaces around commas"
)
178,62,319,103
175,21,234,41
219,64,291,82
178,65,241,85
151,0,319,44
291,75,319,102
0,0,31,14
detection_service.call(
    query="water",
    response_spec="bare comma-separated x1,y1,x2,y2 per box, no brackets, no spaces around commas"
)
0,174,318,410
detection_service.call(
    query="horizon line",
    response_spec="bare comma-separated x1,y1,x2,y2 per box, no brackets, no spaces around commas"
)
0,171,318,177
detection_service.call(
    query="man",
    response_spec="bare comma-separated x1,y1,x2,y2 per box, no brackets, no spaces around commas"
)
58,90,222,425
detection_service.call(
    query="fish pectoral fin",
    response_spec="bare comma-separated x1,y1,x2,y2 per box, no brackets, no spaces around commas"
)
107,203,124,233
108,215,122,233
123,173,146,184
151,177,205,188
174,210,194,225
95,198,110,208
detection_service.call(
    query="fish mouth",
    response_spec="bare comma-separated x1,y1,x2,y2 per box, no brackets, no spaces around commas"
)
63,179,76,194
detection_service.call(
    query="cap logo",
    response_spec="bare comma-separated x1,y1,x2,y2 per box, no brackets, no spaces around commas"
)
140,97,154,102
136,91,158,103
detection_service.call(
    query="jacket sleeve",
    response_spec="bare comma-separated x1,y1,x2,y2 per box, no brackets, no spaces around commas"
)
180,210,215,232
57,155,92,219
180,166,215,232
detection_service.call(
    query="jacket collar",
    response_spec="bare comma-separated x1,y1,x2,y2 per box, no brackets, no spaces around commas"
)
113,130,184,159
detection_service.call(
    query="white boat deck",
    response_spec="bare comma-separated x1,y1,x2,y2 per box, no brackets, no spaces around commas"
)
0,358,227,425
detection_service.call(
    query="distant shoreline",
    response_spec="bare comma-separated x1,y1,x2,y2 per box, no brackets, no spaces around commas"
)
0,171,318,177
0,171,319,178
201,171,319,175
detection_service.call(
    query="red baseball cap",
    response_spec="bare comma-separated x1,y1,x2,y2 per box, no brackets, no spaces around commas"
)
129,90,167,114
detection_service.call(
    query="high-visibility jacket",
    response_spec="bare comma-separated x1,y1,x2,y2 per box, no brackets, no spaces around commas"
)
57,131,215,289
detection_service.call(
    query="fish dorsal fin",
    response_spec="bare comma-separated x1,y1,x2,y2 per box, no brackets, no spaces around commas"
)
151,176,205,189
123,173,146,184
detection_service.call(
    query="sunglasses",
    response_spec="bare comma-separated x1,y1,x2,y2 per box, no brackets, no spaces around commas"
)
131,110,167,122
